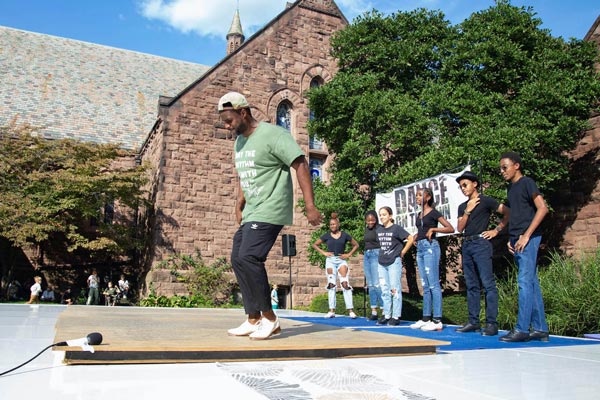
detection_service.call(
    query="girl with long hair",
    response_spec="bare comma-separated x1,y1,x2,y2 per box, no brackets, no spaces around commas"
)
375,206,414,325
363,210,383,320
410,188,454,331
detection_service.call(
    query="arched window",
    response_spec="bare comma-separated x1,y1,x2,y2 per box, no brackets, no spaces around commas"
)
309,76,324,150
276,101,292,131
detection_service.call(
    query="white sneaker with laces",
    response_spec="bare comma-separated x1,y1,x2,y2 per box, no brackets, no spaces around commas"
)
421,320,443,331
410,320,428,329
348,311,357,319
227,320,260,336
324,311,335,318
249,317,281,340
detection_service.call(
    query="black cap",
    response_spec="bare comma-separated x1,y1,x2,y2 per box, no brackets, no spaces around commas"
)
456,171,479,185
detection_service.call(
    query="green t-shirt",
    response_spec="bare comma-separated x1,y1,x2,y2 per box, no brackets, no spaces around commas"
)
234,122,304,225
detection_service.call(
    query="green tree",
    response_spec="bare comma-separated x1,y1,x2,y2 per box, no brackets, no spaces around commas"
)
0,124,149,288
308,2,600,249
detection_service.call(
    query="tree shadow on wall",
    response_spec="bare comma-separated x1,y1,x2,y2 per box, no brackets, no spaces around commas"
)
545,148,600,253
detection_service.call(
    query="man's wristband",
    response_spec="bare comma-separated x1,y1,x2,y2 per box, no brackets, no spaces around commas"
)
495,225,502,232
464,210,471,216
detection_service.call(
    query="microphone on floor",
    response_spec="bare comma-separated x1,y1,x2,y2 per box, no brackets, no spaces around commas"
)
55,332,103,347
0,332,104,377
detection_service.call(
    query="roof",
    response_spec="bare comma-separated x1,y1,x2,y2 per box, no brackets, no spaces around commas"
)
0,26,210,151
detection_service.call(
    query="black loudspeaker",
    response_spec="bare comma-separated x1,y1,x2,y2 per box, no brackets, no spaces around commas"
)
282,234,296,257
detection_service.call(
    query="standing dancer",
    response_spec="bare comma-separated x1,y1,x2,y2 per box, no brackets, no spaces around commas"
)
455,171,509,336
312,213,359,318
498,152,549,343
363,210,383,320
410,188,454,331
375,206,414,326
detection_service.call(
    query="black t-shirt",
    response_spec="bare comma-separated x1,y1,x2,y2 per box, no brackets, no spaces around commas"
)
458,194,499,236
376,224,410,266
363,225,380,250
506,176,542,239
320,231,353,256
415,209,443,241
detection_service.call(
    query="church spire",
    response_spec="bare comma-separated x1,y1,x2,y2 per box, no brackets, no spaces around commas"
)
226,7,245,55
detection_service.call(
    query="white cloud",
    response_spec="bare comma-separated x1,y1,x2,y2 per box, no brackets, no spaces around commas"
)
137,0,294,38
136,0,501,40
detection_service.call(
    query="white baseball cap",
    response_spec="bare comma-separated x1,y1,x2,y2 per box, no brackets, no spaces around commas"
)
218,91,250,111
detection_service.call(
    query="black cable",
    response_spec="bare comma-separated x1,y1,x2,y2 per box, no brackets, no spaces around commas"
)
0,343,59,377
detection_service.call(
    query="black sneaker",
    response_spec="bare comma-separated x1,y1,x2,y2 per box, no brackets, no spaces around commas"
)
376,317,390,325
388,318,401,326
367,314,379,321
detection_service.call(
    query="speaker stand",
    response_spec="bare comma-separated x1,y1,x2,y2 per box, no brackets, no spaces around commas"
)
288,255,293,310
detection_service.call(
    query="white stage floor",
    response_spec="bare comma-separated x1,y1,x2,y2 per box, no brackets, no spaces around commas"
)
1,303,600,399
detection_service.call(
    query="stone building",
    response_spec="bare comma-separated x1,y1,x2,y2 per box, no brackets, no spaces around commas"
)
139,0,348,306
557,15,600,256
1,2,599,307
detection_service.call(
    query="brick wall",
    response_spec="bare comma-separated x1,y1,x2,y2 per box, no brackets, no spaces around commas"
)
556,17,600,257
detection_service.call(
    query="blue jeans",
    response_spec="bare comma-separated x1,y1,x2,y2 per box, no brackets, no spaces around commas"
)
462,238,498,324
363,249,383,309
512,235,548,333
416,239,442,319
378,257,402,319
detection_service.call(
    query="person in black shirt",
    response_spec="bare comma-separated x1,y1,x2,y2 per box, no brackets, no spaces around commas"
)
410,188,454,331
312,213,359,318
363,210,383,321
375,207,414,326
498,151,549,343
455,171,509,336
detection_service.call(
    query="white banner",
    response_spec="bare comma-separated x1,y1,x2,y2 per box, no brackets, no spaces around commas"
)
375,166,471,236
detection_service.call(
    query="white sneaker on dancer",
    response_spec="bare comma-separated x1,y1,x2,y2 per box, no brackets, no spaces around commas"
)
249,317,281,340
421,320,443,331
227,320,260,336
410,320,428,329
348,311,357,319
324,311,335,318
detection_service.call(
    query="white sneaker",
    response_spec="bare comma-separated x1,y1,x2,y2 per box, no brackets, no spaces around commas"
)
249,317,281,340
324,311,335,318
227,320,260,336
421,320,443,331
410,320,428,329
348,311,357,319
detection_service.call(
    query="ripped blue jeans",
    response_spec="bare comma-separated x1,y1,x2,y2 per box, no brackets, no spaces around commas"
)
416,239,442,319
378,256,402,319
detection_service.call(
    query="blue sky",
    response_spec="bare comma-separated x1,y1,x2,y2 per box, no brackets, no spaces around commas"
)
1,0,598,66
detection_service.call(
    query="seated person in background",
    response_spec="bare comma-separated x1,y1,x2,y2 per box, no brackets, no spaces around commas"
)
7,280,22,301
41,286,55,302
118,274,130,299
61,288,74,305
103,282,118,306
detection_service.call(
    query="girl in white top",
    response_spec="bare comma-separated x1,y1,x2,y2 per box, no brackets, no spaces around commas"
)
26,276,42,304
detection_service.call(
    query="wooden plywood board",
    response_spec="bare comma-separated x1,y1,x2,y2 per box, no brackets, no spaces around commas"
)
53,306,449,364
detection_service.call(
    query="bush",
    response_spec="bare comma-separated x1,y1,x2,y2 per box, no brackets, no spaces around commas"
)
498,249,600,337
139,251,238,308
